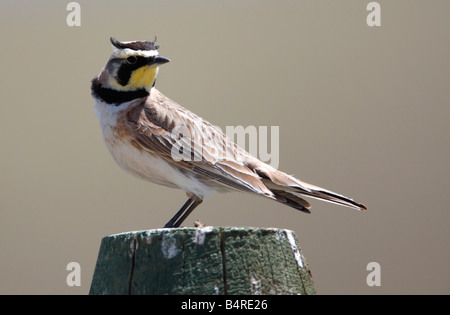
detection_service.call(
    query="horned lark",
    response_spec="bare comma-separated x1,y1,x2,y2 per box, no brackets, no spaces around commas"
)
92,37,367,228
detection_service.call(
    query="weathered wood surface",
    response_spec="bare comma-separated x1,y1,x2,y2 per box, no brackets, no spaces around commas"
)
89,227,316,295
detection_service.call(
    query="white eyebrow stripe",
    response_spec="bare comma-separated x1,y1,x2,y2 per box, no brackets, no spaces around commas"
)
112,48,159,58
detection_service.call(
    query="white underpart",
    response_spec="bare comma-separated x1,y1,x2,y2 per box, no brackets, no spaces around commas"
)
94,100,217,199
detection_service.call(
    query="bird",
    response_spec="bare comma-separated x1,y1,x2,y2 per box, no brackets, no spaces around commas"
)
91,37,367,228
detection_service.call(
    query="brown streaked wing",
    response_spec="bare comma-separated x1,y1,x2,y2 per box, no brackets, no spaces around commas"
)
125,90,274,197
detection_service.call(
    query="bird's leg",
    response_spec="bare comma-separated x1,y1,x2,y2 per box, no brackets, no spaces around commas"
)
172,197,203,228
164,196,196,228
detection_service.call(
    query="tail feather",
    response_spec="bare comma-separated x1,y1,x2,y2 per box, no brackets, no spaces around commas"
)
272,190,311,213
293,186,367,211
249,161,367,212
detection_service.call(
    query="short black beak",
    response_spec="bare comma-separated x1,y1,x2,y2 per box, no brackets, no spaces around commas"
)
151,56,170,66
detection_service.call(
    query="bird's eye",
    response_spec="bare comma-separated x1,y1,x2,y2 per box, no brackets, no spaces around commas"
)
126,56,137,64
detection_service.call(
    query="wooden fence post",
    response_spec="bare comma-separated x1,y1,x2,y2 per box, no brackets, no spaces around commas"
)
89,227,316,295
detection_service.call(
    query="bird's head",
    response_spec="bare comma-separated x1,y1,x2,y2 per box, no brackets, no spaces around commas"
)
96,37,170,93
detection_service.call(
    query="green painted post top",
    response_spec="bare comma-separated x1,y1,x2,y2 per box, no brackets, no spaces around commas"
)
89,227,316,295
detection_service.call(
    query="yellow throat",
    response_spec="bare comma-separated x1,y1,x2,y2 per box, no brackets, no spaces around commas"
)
109,65,159,92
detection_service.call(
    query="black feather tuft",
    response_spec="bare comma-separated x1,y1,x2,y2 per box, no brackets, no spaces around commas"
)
110,37,159,51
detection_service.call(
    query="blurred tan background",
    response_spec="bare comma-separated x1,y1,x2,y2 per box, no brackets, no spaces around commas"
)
0,0,448,294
